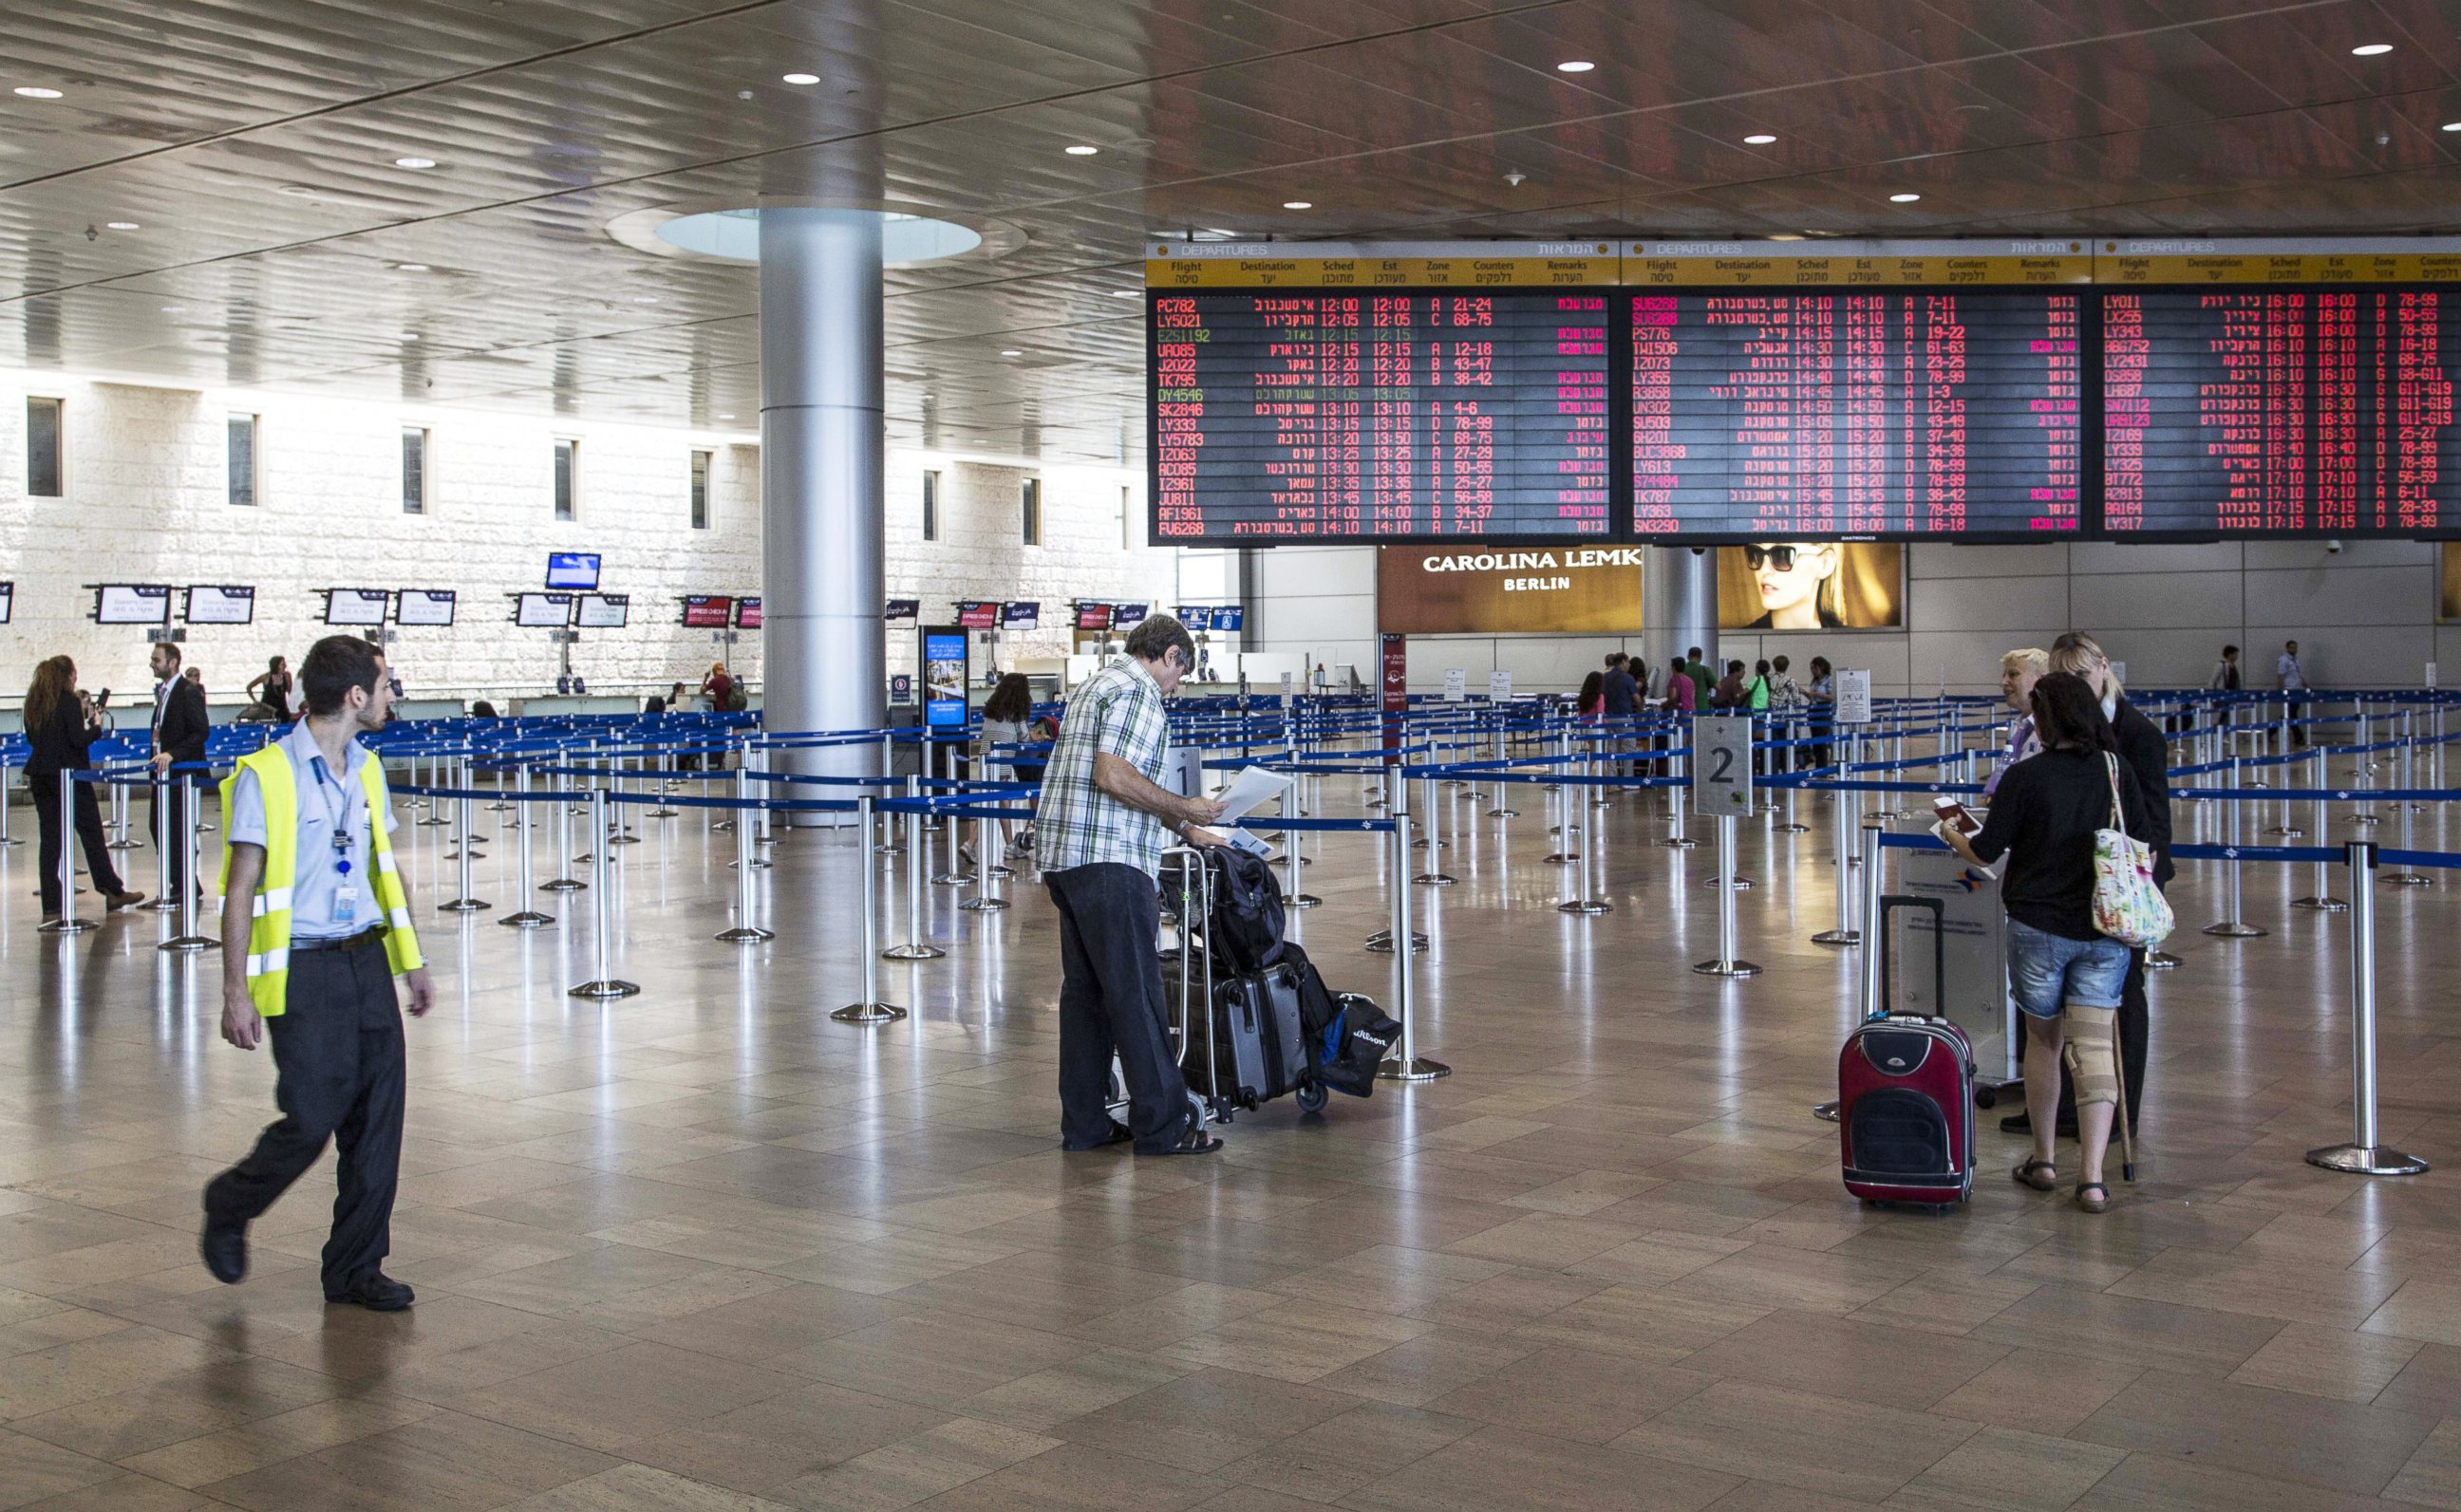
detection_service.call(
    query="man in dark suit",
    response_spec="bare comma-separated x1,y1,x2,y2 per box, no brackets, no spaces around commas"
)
149,641,211,901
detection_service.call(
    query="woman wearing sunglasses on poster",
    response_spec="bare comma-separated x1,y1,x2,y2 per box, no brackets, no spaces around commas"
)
1743,541,1847,629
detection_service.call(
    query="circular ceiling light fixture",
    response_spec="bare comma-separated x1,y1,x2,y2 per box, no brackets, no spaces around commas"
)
104,220,138,230
1064,143,1099,155
393,156,437,169
782,71,819,84
1283,199,1313,210
2352,42,2394,55
1555,60,1595,73
608,201,1019,268
1889,192,1923,203
12,85,63,99
1742,133,1777,145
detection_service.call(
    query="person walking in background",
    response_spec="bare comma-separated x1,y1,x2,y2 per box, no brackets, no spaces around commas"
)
1036,615,1227,1158
202,636,432,1310
1985,648,2048,798
2277,639,2307,746
1943,671,2152,1215
246,656,294,722
2210,644,2243,692
149,641,210,903
24,656,143,921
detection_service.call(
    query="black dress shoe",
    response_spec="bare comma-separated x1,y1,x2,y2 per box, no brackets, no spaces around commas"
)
327,1274,415,1311
200,1223,247,1285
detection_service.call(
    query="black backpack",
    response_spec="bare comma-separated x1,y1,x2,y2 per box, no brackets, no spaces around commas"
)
1205,847,1287,977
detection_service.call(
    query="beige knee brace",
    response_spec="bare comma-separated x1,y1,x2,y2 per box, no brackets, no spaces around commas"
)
2061,1004,2121,1111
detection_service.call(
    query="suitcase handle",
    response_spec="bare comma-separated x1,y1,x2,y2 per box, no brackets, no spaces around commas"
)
1875,894,1945,1022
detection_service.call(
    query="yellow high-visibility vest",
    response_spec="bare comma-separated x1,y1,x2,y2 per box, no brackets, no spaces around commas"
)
218,743,422,1016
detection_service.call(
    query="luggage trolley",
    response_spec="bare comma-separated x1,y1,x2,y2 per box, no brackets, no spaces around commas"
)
1102,848,1235,1133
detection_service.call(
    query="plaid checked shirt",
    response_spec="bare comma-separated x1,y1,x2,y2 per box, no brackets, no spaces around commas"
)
1035,656,1174,877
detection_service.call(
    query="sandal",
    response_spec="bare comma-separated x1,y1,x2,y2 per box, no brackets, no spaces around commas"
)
2012,1158,2058,1192
1061,1119,1134,1152
2076,1181,2111,1214
1139,1120,1223,1158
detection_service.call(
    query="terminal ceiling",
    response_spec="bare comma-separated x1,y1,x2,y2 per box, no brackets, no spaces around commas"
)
5,0,2461,462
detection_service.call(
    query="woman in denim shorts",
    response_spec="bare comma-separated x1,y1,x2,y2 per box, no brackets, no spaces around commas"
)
1944,672,2152,1214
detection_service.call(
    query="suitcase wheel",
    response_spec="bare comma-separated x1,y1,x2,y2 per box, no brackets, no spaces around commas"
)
1974,1086,1998,1110
1295,1082,1327,1114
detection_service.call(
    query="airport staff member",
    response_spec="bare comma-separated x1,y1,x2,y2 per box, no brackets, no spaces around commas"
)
199,637,432,1312
1036,614,1226,1158
149,640,211,901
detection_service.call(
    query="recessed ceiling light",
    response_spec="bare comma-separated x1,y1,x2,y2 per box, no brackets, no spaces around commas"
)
160,304,184,313
782,71,819,84
2444,121,2461,132
1283,199,1313,210
1889,192,1922,203
397,262,430,271
1000,348,1023,357
631,295,659,304
1742,134,1777,145
719,413,736,420
1064,143,1099,156
1768,233,1805,241
398,332,421,341
1110,289,1140,297
12,85,63,99
393,156,436,169
1555,60,1595,73
104,220,138,231
2352,42,2394,55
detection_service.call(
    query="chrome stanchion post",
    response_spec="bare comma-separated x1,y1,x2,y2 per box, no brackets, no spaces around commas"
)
160,772,216,951
2293,748,2349,911
2386,723,2433,886
2306,842,2427,1175
104,769,131,849
1284,779,1320,908
1413,764,1458,886
1692,813,1761,976
1661,744,1699,849
39,771,97,934
499,765,552,927
1377,795,1447,1082
439,758,489,911
882,778,945,961
1559,756,1610,914
1776,717,1808,833
1858,819,1888,1013
1366,768,1428,952
139,764,178,910
959,805,1010,912
717,765,775,942
1812,786,1860,946
836,795,909,1023
568,789,639,999
0,752,14,848
543,762,584,891
2203,757,2267,938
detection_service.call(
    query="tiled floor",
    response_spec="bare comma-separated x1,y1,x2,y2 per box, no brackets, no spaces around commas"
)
2,759,2458,1510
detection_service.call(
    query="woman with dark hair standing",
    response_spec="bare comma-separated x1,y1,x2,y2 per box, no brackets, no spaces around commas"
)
981,672,1043,854
23,656,143,921
1944,671,2151,1214
1574,670,1606,720
246,656,294,722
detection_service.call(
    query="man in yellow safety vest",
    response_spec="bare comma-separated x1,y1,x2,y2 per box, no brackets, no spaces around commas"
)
200,636,433,1310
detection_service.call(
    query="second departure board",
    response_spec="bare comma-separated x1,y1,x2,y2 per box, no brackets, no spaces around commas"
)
1149,243,1614,542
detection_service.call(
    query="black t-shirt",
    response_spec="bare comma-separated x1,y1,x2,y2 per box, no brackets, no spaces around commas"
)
1970,746,2151,942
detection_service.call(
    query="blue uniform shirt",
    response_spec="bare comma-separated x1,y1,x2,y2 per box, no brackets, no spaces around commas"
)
225,721,396,940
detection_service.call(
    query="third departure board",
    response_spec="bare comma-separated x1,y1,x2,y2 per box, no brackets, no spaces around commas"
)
1149,243,1614,542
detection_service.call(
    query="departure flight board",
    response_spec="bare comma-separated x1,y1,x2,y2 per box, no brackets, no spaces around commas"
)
1627,242,2088,539
1150,243,1615,542
2100,240,2461,535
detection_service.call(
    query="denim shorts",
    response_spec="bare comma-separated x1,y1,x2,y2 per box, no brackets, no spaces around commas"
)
2005,918,2130,1018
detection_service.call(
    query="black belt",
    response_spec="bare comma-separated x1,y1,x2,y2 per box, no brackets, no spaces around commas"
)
291,928,384,955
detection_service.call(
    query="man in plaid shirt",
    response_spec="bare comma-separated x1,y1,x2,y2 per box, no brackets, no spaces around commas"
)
1039,615,1228,1156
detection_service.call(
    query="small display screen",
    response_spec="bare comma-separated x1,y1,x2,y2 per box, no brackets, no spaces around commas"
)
325,589,389,626
682,595,731,628
733,596,762,629
885,597,919,622
0,582,12,625
1003,602,1040,629
396,589,456,626
1114,602,1150,625
957,601,1000,629
545,551,601,589
96,585,171,625
924,630,968,728
574,593,629,628
1076,604,1114,631
184,586,255,625
516,591,572,628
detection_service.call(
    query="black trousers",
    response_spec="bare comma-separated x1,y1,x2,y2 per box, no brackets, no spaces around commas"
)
1046,862,1193,1153
204,942,406,1294
150,774,199,898
28,774,123,914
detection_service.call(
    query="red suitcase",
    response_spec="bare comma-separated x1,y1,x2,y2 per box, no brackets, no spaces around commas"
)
1840,895,1976,1207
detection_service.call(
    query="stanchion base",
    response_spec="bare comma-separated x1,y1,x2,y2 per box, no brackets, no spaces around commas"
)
104,839,136,849
1541,852,1580,865
416,816,452,827
1376,1055,1451,1083
958,897,1012,912
648,808,680,819
137,897,180,912
1691,957,1763,977
2264,827,2305,837
986,864,1016,879
2202,922,2269,938
1486,808,1518,818
1287,893,1324,908
37,917,99,934
713,820,737,832
2292,896,2350,912
2144,950,2184,970
541,879,587,893
158,935,218,953
2306,1143,2431,1176
881,943,947,961
1700,875,1757,889
487,803,516,812
1658,837,1702,849
442,849,487,861
2349,813,2382,826
716,925,776,943
1811,929,1860,946
1813,1099,1840,1123
1412,873,1458,887
872,844,907,856
1775,823,1811,833
930,873,973,887
1364,930,1429,953
728,858,774,871
569,980,641,999
1557,899,1613,915
437,899,491,912
608,835,642,847
2386,872,2433,887
498,910,554,928
832,1001,909,1024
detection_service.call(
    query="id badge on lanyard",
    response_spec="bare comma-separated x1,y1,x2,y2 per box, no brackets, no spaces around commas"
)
322,770,361,926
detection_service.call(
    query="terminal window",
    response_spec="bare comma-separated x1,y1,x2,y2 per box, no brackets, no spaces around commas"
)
1022,476,1041,546
554,438,578,521
227,413,257,507
689,450,710,530
26,397,62,497
922,469,940,542
402,427,427,514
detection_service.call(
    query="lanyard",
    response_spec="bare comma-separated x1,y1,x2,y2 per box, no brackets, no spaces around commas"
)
310,754,358,873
